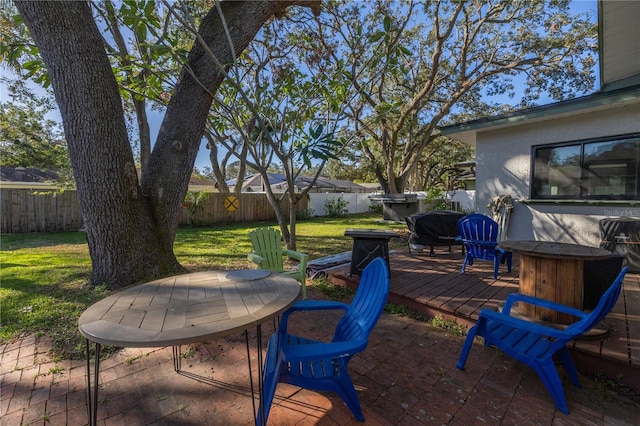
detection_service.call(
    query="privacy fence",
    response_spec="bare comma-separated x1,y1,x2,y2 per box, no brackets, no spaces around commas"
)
2,188,471,234
1,189,309,233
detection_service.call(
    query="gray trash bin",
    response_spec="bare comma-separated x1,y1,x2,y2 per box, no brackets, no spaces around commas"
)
583,254,625,310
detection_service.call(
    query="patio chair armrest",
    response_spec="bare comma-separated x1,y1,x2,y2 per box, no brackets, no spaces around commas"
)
283,249,309,267
282,340,367,362
503,293,587,320
247,252,264,266
281,300,349,318
479,309,576,340
278,300,349,334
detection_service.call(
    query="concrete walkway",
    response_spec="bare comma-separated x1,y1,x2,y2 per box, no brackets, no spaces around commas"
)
2,288,639,425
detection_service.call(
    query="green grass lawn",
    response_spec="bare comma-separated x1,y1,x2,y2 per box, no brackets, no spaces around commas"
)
0,214,408,359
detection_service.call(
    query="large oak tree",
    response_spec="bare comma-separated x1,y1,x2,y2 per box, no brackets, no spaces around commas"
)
15,1,317,288
291,0,597,193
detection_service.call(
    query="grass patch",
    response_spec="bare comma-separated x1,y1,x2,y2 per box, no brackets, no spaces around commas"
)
1,232,101,357
312,277,356,300
590,372,640,408
430,314,468,336
311,284,468,337
384,303,468,335
0,214,406,359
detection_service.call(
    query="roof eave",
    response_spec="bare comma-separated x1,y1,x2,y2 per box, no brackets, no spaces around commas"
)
440,83,640,145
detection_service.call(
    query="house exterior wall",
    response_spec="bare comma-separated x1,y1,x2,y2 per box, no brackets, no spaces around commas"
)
474,102,640,246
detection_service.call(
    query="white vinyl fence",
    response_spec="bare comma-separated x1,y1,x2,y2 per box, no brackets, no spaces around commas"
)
307,192,376,216
447,190,476,212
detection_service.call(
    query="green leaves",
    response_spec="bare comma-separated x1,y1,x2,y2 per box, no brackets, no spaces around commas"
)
309,124,324,139
0,7,49,86
365,14,412,82
149,43,170,60
120,0,161,41
298,125,343,169
383,16,392,32
370,15,393,42
0,82,70,170
369,31,385,43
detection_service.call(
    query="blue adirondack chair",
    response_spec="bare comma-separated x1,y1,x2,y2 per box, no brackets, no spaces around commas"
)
456,213,512,279
248,227,309,299
257,257,390,424
457,266,628,414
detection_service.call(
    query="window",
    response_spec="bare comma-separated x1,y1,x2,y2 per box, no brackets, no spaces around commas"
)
531,134,640,200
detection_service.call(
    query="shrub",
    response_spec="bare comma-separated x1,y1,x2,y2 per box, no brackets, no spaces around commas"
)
324,197,349,217
369,202,383,214
297,206,315,220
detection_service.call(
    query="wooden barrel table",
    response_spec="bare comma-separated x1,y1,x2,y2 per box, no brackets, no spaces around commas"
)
498,240,611,324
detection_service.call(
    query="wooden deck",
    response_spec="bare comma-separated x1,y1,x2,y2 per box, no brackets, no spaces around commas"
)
328,247,640,388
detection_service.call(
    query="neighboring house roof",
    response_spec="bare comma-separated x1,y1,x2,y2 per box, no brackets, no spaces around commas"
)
226,173,366,193
292,176,365,192
0,166,61,189
225,173,284,191
188,176,215,187
187,175,216,192
359,182,384,191
1,166,216,191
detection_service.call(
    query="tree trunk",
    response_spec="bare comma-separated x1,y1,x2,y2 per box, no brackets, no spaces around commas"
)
16,1,178,288
233,143,249,199
135,97,152,175
288,197,298,251
206,133,230,193
16,0,315,288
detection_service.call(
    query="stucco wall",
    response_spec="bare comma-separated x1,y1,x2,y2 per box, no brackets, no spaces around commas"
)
475,102,640,246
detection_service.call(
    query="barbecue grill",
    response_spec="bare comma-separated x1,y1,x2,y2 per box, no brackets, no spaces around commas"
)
405,210,465,256
599,216,640,272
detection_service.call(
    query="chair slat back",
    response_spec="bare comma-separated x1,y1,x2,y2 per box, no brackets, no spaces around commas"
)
565,266,627,336
457,214,499,260
334,257,390,343
248,227,284,271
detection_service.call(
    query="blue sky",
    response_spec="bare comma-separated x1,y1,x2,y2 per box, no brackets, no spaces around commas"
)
1,0,598,172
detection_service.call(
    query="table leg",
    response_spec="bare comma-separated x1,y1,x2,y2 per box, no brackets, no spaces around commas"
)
172,345,182,372
246,325,266,426
257,325,264,426
85,339,101,426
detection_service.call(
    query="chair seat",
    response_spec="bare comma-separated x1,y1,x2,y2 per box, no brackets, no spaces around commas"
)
485,319,554,358
271,333,344,380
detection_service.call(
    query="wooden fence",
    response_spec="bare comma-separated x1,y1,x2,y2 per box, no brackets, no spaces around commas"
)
181,192,307,227
1,188,83,233
1,189,308,233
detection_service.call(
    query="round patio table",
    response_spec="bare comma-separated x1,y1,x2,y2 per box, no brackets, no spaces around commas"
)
79,269,300,426
498,240,611,324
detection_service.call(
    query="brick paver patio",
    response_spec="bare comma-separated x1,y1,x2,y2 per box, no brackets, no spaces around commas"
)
1,286,639,425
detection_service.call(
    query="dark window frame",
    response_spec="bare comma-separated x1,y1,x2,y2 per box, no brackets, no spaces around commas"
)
530,133,640,201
